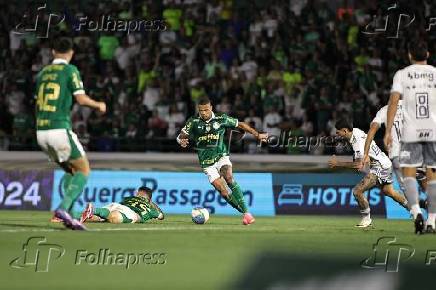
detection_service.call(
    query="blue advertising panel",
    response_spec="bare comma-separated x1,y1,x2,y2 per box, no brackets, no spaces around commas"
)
51,170,275,216
272,173,387,216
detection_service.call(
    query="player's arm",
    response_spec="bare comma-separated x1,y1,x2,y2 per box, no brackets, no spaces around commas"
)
177,118,193,148
385,70,402,149
237,121,268,142
152,202,164,220
328,155,361,169
74,94,106,113
361,122,380,169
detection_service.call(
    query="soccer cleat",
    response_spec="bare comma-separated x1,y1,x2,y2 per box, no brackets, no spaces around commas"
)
242,213,255,225
414,213,425,235
80,203,94,223
71,219,87,231
355,216,372,228
50,215,63,223
426,225,435,234
54,209,86,231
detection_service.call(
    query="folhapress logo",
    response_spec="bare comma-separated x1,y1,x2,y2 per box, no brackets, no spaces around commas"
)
361,237,414,272
9,237,65,272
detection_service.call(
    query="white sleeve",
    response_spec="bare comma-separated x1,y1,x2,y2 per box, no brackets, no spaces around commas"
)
351,130,365,160
391,70,403,95
371,106,387,125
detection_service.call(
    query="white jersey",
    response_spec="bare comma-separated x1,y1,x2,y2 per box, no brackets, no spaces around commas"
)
391,64,436,142
350,128,392,169
371,100,403,159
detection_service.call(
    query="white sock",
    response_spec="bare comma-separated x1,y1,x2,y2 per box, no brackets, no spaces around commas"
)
410,204,422,220
427,213,436,227
360,208,371,218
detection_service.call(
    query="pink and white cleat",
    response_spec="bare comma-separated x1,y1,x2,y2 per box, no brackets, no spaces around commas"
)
242,213,255,225
80,203,94,223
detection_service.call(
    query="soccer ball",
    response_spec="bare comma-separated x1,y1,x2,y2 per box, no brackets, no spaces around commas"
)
191,207,210,224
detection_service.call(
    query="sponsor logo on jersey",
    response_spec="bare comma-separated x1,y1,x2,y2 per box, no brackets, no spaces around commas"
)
417,129,433,140
407,72,434,82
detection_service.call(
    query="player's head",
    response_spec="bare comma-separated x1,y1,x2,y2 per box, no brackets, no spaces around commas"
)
408,41,428,63
335,118,353,138
136,186,153,199
52,37,74,62
197,97,213,121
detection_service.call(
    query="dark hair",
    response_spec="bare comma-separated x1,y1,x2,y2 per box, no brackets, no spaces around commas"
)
198,97,211,105
408,41,428,61
335,118,353,131
52,37,73,53
138,186,152,197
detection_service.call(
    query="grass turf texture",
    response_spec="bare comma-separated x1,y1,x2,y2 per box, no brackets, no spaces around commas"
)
0,211,435,290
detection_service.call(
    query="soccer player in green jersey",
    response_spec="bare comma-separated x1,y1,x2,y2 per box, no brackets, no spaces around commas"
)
79,186,164,224
36,37,106,230
177,97,268,225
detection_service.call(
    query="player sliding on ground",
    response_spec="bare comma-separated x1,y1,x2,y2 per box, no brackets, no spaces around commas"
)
329,118,409,228
177,97,268,225
383,41,436,234
79,186,164,224
36,37,106,230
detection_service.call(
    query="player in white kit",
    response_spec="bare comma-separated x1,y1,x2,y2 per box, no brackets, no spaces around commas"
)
384,42,436,234
363,101,405,191
329,118,408,228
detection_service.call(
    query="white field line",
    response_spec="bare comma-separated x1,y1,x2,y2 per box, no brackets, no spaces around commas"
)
0,226,308,233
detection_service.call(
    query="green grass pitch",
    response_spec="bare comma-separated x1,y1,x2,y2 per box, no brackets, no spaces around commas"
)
0,211,435,290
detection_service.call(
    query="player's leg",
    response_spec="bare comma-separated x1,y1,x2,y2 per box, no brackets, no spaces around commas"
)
400,142,424,234
423,143,436,233
381,184,408,210
352,174,377,227
220,163,255,225
391,157,405,192
220,164,248,213
210,177,243,213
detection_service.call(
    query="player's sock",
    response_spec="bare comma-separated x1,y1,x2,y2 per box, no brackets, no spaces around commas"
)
229,182,248,213
427,181,436,226
58,172,88,212
360,207,370,218
62,173,73,192
404,177,422,219
223,194,243,213
94,208,110,219
70,211,82,220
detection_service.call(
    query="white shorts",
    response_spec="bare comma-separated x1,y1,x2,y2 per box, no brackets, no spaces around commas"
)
36,129,85,163
203,156,232,183
103,202,139,223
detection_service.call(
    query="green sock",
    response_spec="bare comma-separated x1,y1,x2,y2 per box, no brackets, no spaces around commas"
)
224,194,244,213
70,211,82,220
229,182,248,213
62,173,73,192
94,208,110,219
58,172,88,211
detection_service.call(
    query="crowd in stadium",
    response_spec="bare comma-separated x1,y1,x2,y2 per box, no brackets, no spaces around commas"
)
0,0,435,153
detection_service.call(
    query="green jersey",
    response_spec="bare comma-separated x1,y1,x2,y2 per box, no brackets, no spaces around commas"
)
181,112,239,167
35,59,85,130
120,196,161,223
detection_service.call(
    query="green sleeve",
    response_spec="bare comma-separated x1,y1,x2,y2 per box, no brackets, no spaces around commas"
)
139,208,160,223
222,114,239,129
181,117,194,136
68,65,85,95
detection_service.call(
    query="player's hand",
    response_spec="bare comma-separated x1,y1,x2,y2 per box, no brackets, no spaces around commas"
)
257,133,268,143
179,138,189,148
97,102,106,114
358,155,369,172
383,132,392,153
328,155,337,168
